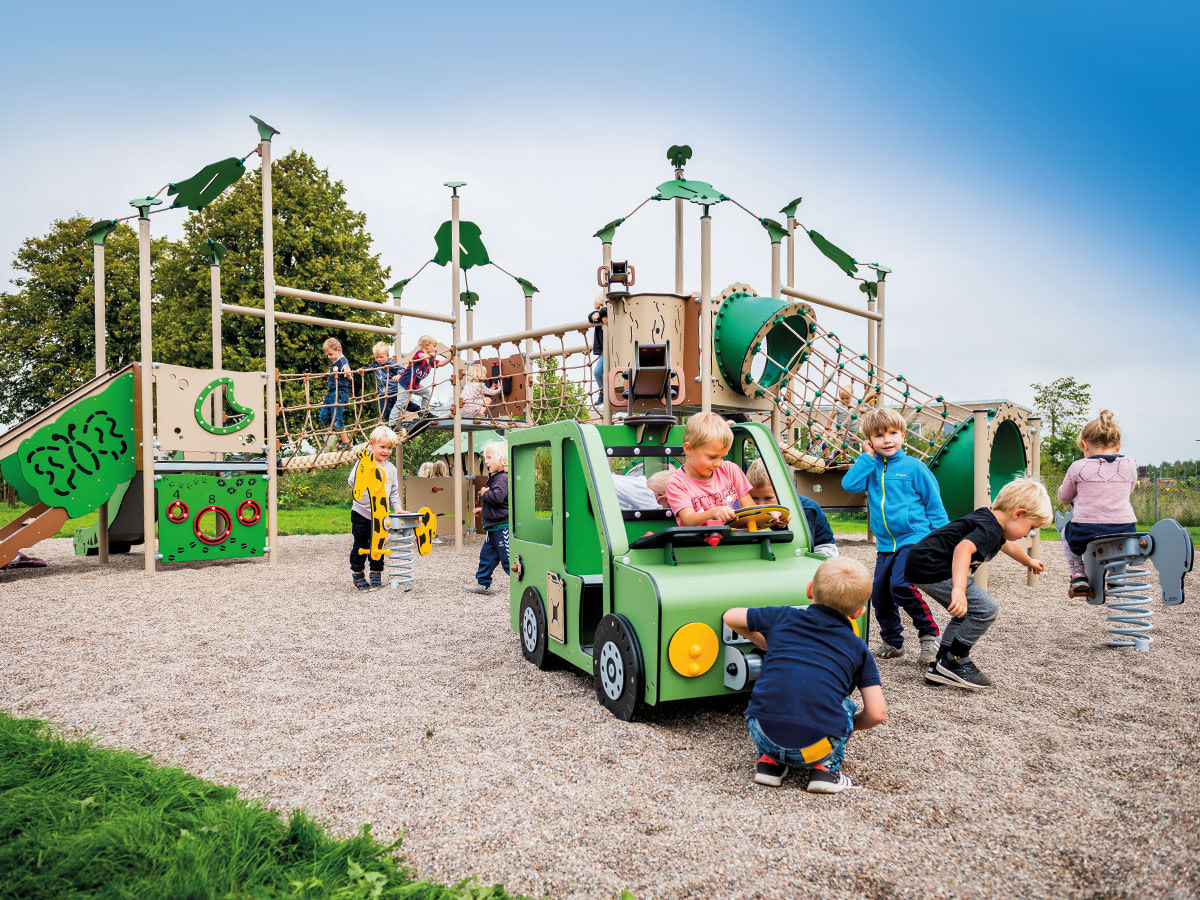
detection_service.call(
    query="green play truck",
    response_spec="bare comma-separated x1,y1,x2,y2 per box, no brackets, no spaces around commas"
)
507,419,868,720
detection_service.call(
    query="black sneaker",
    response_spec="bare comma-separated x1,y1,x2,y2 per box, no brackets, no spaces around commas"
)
352,573,370,591
934,656,993,690
806,765,860,793
754,754,789,786
923,661,951,686
369,571,383,590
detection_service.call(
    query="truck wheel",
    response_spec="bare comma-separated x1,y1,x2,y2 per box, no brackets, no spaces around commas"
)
593,614,643,721
519,587,552,670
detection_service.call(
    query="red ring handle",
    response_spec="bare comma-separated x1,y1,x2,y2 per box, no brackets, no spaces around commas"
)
194,505,232,546
165,500,189,524
236,498,262,526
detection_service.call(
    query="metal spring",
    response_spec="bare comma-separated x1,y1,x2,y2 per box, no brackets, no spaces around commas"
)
1103,561,1154,651
387,526,416,591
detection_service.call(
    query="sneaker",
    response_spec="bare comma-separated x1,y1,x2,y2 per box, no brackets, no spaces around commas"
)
923,661,950,686
917,635,940,665
369,572,383,590
806,764,859,794
463,583,491,595
352,573,370,591
934,656,993,690
1068,574,1094,599
754,754,789,786
872,642,904,660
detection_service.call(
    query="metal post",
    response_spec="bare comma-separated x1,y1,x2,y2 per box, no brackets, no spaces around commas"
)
876,277,886,377
1027,416,1042,587
866,294,877,378
1154,474,1159,522
972,408,990,589
524,290,533,425
700,210,713,413
450,186,463,551
786,215,796,288
93,240,109,563
674,168,684,294
210,261,222,432
263,137,279,567
601,240,612,425
137,215,155,575
770,241,781,300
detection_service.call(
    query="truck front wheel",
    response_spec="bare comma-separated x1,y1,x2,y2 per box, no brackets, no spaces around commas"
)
593,614,643,721
519,587,552,670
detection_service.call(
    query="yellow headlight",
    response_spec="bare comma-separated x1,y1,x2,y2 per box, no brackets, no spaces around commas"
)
668,622,719,677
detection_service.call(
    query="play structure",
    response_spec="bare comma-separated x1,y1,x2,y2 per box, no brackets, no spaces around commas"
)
1,122,1042,589
1055,511,1193,650
507,419,859,720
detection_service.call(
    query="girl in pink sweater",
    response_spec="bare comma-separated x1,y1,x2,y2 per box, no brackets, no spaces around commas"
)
1057,410,1137,598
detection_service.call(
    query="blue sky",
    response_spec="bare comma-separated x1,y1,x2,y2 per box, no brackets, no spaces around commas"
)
2,1,1197,459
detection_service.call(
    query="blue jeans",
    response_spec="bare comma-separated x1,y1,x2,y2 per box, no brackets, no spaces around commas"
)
377,394,397,421
747,697,857,772
475,527,510,587
872,547,938,647
593,357,605,403
320,389,350,432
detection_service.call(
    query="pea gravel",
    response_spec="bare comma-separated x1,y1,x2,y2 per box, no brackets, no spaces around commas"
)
1,533,1197,900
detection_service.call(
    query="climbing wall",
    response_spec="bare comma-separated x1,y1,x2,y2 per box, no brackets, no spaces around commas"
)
156,473,267,562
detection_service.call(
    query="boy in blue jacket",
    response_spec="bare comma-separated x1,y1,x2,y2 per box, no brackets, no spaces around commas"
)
841,408,948,663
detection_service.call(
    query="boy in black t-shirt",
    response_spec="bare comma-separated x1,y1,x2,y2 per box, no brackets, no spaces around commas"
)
723,558,888,793
905,479,1052,690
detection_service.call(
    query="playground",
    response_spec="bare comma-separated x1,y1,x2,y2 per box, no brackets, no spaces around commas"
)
1,533,1197,899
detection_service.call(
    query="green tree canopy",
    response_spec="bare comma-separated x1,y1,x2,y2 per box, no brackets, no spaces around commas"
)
1031,376,1092,474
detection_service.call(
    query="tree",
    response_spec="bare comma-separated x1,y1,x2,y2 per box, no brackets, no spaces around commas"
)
529,355,590,425
0,216,173,424
1031,376,1092,474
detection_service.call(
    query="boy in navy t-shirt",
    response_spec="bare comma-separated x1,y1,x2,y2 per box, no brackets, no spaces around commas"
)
723,558,887,793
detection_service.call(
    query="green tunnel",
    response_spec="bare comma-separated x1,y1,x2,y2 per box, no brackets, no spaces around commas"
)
713,292,816,397
928,414,1029,520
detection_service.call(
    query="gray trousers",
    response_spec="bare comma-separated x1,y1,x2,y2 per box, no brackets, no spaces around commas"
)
387,384,433,426
914,577,998,651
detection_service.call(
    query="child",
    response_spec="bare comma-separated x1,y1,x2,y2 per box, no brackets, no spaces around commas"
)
665,413,755,526
460,363,503,419
746,459,836,557
841,408,948,664
613,467,674,511
346,425,404,590
367,342,402,423
905,479,1051,690
464,441,509,594
723,557,887,793
320,337,353,451
1057,410,1137,598
587,293,607,405
388,336,450,429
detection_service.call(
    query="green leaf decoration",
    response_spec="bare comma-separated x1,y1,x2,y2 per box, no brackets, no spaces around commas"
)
858,280,878,300
867,262,892,280
432,220,490,270
128,196,163,217
84,219,118,246
666,144,693,169
200,238,227,267
807,229,858,277
654,179,727,205
168,157,247,211
515,277,539,298
460,290,479,309
759,217,788,243
779,197,803,218
249,115,280,141
593,218,625,243
386,278,410,299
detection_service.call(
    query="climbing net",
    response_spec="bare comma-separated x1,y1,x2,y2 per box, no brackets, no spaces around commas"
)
273,331,599,471
748,323,966,473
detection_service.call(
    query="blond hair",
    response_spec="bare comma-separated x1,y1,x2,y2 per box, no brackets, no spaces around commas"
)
369,425,399,448
467,363,487,381
594,291,606,310
859,407,906,438
812,557,872,617
746,458,770,489
417,461,434,477
322,337,342,353
645,468,672,496
1078,409,1121,451
992,478,1053,527
372,341,391,357
430,459,449,477
415,335,437,351
682,412,733,453
483,441,508,471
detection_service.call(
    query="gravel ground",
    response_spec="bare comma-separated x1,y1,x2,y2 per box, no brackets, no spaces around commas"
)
1,533,1197,900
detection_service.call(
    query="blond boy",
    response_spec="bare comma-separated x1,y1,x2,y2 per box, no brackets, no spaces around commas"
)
320,337,352,451
388,335,450,429
905,479,1051,689
724,558,887,793
346,425,403,590
464,442,510,594
747,459,836,557
665,413,755,526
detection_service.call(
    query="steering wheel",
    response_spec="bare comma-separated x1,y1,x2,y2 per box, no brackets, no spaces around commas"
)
728,505,790,532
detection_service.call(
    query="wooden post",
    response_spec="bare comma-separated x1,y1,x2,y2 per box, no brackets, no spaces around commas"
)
972,408,990,589
601,240,612,425
770,241,781,300
262,137,279,567
700,210,713,414
450,187,463,551
674,168,684,294
876,277,886,378
93,239,109,563
137,215,155,574
524,289,533,425
786,215,796,288
867,294,877,377
1028,415,1043,587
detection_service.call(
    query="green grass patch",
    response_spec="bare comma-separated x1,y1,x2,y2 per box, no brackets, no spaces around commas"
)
0,711,529,899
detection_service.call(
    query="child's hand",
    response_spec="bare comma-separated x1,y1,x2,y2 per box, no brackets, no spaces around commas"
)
1027,559,1045,575
861,438,875,457
948,587,968,617
709,505,737,522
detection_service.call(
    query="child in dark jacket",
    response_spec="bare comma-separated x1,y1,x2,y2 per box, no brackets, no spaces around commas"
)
464,441,509,594
841,407,948,664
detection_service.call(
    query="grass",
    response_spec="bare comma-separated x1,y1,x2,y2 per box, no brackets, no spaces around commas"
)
0,711,530,900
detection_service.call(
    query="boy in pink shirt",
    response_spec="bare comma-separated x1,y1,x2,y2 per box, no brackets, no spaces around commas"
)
666,413,755,526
